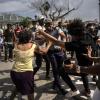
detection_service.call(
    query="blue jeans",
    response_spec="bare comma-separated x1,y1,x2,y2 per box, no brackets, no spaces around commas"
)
48,50,77,91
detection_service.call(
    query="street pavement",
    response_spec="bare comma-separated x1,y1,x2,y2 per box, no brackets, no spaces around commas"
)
0,60,96,100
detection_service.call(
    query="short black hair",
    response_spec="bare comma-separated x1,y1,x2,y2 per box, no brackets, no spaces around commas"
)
18,30,32,44
86,23,96,29
67,19,84,36
7,24,12,28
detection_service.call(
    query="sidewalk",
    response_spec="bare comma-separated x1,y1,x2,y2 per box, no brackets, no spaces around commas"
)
34,67,96,100
0,61,96,100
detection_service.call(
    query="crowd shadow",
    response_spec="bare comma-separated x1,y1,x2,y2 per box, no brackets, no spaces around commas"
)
0,70,16,100
0,69,96,100
0,70,10,75
34,72,95,100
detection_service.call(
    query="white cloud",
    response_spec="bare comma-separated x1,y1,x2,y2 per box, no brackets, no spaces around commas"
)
67,0,99,21
0,0,30,13
0,0,99,21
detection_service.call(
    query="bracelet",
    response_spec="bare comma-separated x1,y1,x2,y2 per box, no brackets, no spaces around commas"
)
76,65,81,73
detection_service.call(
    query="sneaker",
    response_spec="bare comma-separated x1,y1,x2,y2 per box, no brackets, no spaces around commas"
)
65,90,80,98
52,85,67,95
9,59,13,62
60,88,67,95
81,90,91,97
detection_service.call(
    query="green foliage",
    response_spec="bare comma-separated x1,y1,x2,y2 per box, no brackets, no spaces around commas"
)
20,17,32,27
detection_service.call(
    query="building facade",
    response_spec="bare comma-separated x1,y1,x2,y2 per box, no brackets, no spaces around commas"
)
0,13,24,29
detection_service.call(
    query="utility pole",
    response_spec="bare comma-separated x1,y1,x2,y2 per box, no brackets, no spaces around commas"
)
99,0,100,22
68,0,69,11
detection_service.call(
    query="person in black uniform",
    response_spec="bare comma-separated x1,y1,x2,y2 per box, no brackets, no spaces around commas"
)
38,19,92,97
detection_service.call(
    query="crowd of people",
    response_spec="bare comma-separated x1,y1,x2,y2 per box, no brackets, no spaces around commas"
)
0,16,100,100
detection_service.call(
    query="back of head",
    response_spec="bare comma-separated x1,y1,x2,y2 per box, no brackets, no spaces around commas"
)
18,30,32,44
86,23,96,29
58,21,62,27
7,24,12,29
86,22,98,35
67,19,84,36
45,19,52,27
38,15,45,26
32,20,37,26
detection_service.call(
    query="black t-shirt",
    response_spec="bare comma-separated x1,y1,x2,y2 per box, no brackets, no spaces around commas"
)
4,29,14,42
84,32,99,51
65,41,93,66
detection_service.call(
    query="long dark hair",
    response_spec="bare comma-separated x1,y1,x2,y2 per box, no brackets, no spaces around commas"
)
67,19,85,36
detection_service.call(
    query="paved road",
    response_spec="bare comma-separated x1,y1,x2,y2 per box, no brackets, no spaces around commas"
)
0,61,96,100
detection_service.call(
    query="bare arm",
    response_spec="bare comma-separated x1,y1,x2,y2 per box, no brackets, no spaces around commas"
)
39,41,53,54
38,30,65,48
13,32,17,43
90,57,100,63
80,64,100,75
59,31,66,42
83,53,100,63
97,38,100,43
34,40,53,54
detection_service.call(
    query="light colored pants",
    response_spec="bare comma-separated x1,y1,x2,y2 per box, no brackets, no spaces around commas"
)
92,88,100,100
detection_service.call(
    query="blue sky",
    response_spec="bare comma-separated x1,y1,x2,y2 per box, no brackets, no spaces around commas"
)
0,0,99,21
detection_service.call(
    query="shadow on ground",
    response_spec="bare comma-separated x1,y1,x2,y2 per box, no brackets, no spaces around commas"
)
0,70,15,100
34,72,94,100
0,68,96,100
